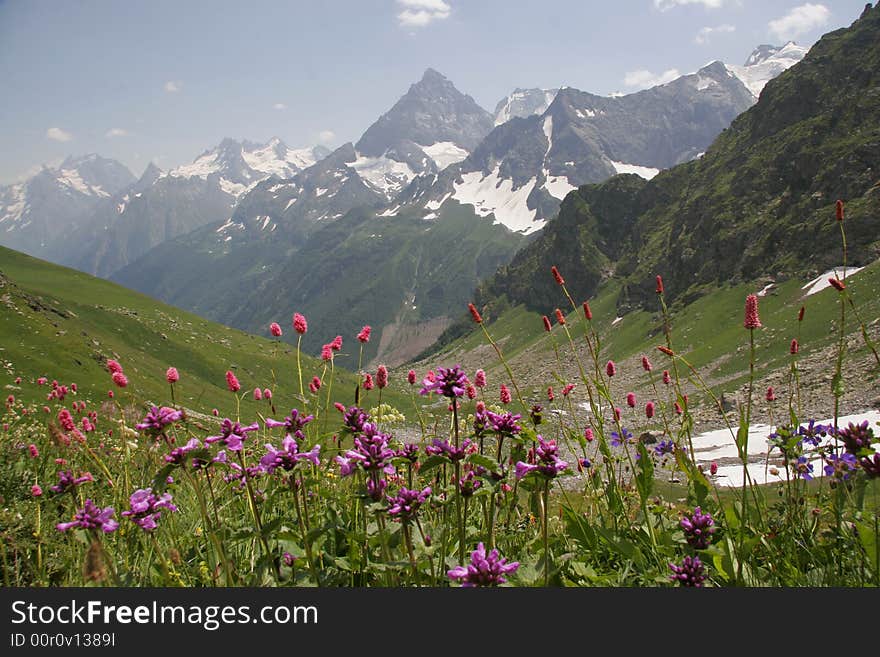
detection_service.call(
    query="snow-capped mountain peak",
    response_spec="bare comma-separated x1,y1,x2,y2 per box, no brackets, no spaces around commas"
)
727,42,807,98
166,138,329,198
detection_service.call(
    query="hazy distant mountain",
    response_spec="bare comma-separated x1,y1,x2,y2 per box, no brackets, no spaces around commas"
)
0,154,134,259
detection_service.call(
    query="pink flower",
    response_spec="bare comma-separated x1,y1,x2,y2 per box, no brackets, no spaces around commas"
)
766,386,776,402
468,303,483,324
836,199,844,221
674,402,683,415
31,485,42,497
551,266,565,286
790,339,799,354
710,462,718,476
466,385,476,399
645,402,655,419
562,384,575,396
357,326,371,343
407,369,416,385
641,356,652,372
614,407,621,422
547,386,554,402
293,313,308,335
583,302,592,321
106,359,123,375
311,376,322,391
542,315,552,332
225,371,240,392
376,365,388,389
253,387,262,401
744,294,762,329
263,388,272,400
500,384,511,405
37,377,47,385
269,322,283,337
111,371,128,388
554,308,566,325
108,390,114,399
606,361,616,377
28,444,39,458
364,373,374,391
321,344,333,361
663,370,671,385
828,277,846,292
212,408,219,416
166,367,179,384
656,275,664,294
330,336,342,351
584,427,594,442
70,383,77,393
474,369,486,388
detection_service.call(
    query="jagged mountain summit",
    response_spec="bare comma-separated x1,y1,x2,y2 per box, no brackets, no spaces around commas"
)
348,68,495,199
493,88,560,126
0,154,134,259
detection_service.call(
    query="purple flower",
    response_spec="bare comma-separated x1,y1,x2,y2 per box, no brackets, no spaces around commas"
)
386,486,431,522
823,452,858,481
420,365,468,398
283,552,297,567
838,420,875,455
610,427,634,447
794,455,814,480
515,436,568,480
165,437,202,465
396,443,420,462
458,470,482,497
205,418,260,451
860,453,880,478
56,499,119,533
121,488,178,532
366,476,387,501
669,555,707,587
265,409,314,439
340,406,370,434
336,424,395,476
447,542,519,587
653,439,675,457
798,420,834,447
135,405,184,434
680,507,716,549
486,410,522,437
49,470,94,494
260,436,321,473
425,437,470,462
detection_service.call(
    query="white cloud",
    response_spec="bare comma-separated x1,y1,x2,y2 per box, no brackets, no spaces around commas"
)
623,68,681,90
654,0,725,10
318,130,336,144
273,103,287,110
46,127,73,142
105,128,130,138
695,23,735,44
768,3,830,41
164,80,182,93
396,0,451,27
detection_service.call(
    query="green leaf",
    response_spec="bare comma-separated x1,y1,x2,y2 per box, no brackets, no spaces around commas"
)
418,455,448,473
466,453,499,472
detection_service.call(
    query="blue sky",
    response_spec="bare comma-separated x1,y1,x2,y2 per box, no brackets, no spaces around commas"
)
0,0,868,184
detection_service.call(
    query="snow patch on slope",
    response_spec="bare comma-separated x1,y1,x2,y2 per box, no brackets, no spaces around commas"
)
418,142,469,170
610,160,660,180
351,154,416,198
452,166,542,235
802,266,865,297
